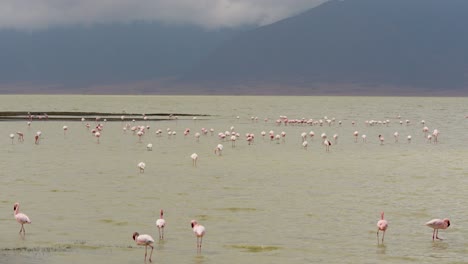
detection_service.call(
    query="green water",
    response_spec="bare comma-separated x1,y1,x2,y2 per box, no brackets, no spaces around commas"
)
0,95,467,263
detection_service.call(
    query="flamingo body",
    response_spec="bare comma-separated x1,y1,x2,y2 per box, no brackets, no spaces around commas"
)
191,220,206,252
426,218,450,240
132,232,155,262
156,210,166,239
376,212,388,244
13,202,31,234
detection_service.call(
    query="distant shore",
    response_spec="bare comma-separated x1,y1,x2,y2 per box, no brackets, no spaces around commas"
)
0,111,209,121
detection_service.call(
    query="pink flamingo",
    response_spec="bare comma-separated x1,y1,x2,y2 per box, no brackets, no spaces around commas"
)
426,218,450,241
191,220,206,252
132,232,155,262
13,202,31,234
155,210,166,240
376,212,388,244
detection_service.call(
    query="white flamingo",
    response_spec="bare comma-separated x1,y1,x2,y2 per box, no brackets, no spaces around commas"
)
138,162,146,173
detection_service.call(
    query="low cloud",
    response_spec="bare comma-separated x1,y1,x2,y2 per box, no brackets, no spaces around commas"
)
0,0,326,30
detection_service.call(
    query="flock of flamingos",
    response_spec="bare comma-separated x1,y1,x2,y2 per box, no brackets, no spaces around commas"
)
9,113,464,262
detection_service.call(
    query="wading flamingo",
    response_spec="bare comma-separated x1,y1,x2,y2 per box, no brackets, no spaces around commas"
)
132,232,154,262
215,144,223,156
191,220,206,252
13,202,31,234
377,212,388,244
191,153,198,167
426,218,450,241
156,210,166,240
138,162,146,173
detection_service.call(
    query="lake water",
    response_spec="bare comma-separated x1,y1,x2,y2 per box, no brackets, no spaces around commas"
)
0,95,467,263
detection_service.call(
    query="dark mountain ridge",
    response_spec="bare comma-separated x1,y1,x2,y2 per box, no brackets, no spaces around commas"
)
181,0,468,95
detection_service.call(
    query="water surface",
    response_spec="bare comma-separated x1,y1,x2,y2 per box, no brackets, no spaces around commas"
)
0,95,467,263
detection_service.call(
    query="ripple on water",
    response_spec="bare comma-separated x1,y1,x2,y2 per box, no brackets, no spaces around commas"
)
227,245,282,253
99,219,129,226
215,207,258,212
0,246,72,253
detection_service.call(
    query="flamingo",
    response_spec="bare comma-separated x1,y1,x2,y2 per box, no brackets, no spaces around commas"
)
362,134,367,143
13,202,31,234
393,132,399,143
16,132,24,142
377,212,388,244
426,218,450,241
215,144,223,156
9,133,14,144
95,131,101,143
407,135,412,143
191,153,198,167
323,139,331,152
138,162,146,173
353,131,359,142
302,141,308,150
333,134,338,144
378,135,384,145
155,210,166,240
191,220,206,252
132,232,155,262
63,125,68,135
147,143,153,151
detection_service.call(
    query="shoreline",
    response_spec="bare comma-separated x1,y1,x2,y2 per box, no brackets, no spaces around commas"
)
0,111,209,122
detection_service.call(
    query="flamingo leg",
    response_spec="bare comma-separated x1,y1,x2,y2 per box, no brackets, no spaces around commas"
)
432,229,436,241
436,229,441,240
382,231,385,243
377,230,380,244
149,245,154,262
144,245,147,261
161,228,164,239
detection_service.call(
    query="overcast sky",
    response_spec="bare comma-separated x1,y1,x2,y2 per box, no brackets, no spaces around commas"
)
0,0,326,30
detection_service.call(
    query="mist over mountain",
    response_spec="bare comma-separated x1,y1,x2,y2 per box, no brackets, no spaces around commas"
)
182,0,468,95
1,0,468,95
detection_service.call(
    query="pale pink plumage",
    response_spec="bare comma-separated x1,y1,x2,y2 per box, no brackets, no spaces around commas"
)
155,210,166,239
426,218,450,241
13,202,31,234
132,232,155,262
191,220,206,252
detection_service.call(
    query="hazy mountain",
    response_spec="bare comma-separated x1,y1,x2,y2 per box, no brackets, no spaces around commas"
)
0,22,245,90
1,0,468,95
182,0,468,95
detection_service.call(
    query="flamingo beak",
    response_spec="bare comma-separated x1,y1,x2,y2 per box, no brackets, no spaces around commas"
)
447,221,451,227
191,223,194,228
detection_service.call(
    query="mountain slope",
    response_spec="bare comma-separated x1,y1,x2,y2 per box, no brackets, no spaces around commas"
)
182,0,468,95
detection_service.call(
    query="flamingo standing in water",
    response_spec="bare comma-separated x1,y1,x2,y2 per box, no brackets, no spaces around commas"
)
191,153,198,167
138,162,146,173
377,212,388,244
132,232,155,262
426,218,450,241
17,132,24,142
147,143,153,151
156,210,166,240
323,139,331,152
13,202,31,234
9,133,14,144
215,144,223,156
191,220,206,252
